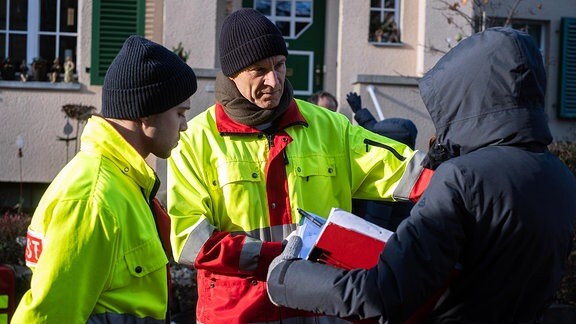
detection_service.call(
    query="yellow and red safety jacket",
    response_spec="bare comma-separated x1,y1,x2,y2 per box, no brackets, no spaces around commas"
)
13,116,169,323
167,99,430,323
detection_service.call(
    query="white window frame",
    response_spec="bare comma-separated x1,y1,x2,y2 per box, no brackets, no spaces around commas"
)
1,0,78,66
255,0,313,40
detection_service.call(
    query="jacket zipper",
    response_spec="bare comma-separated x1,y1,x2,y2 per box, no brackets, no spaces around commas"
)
364,138,406,161
266,133,290,165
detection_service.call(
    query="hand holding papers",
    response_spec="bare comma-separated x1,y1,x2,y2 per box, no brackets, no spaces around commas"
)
297,207,394,270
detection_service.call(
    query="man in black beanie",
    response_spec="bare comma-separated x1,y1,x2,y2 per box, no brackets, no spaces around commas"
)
167,8,431,324
13,35,197,323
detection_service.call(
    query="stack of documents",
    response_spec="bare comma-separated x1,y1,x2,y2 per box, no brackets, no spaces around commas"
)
297,207,394,269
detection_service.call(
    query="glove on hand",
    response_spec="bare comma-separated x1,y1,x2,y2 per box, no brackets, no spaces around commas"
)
281,229,300,251
346,92,362,113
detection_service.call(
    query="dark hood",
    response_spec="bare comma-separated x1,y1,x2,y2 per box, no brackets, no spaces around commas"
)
419,27,552,157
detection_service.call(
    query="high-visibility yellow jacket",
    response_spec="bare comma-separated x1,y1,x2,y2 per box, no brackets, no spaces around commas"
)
13,116,168,323
167,99,428,323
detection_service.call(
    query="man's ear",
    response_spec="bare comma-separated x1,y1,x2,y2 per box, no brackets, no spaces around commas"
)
138,116,154,133
139,116,151,125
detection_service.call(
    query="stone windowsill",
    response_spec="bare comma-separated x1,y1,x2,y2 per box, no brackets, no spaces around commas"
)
0,80,82,91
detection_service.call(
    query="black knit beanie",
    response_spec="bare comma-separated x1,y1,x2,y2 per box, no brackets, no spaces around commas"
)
101,35,197,119
219,8,288,77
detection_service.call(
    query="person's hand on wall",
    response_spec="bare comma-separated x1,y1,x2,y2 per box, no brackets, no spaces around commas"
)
346,92,363,113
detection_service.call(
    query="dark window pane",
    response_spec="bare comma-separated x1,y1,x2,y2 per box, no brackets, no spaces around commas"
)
370,0,382,8
40,0,57,31
369,10,383,42
276,21,290,37
255,0,271,15
0,0,7,29
59,35,76,66
295,22,307,35
39,35,56,62
295,1,311,18
512,22,542,48
385,0,395,9
9,34,26,65
61,0,77,32
0,34,5,57
276,1,291,17
10,0,28,30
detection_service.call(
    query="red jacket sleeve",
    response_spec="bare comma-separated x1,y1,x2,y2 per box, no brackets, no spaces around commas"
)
195,231,283,280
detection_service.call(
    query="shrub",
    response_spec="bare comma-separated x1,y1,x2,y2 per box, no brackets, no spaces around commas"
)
0,210,30,265
0,209,32,307
549,141,576,306
549,142,576,177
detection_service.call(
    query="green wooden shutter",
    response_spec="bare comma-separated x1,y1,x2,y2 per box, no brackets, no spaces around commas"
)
559,17,576,118
91,0,145,85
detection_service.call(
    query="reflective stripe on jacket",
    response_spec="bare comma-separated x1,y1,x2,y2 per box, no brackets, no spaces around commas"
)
13,116,168,323
167,99,426,323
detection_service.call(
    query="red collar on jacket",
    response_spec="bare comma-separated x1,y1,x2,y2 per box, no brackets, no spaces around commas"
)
215,99,307,134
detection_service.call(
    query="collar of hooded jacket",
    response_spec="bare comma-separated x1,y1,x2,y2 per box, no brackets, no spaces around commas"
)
418,27,552,158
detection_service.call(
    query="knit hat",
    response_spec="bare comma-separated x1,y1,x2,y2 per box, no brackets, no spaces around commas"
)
102,35,197,119
219,8,288,77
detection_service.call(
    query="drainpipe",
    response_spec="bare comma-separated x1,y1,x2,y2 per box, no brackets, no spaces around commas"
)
367,85,385,121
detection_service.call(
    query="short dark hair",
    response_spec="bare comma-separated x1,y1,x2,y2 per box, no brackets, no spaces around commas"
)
308,91,338,111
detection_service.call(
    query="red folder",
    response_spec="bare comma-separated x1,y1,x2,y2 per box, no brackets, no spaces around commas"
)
307,208,393,270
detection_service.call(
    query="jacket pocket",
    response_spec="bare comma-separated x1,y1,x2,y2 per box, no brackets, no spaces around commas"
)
124,238,168,278
290,155,336,178
216,161,262,187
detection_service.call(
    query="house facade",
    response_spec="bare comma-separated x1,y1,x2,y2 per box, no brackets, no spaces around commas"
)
1,0,575,210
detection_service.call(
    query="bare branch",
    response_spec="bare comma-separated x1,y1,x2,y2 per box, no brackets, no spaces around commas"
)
504,0,524,26
435,0,475,26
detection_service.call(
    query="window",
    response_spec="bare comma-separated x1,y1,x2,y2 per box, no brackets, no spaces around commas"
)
254,0,313,39
369,0,401,44
487,18,546,57
0,0,78,78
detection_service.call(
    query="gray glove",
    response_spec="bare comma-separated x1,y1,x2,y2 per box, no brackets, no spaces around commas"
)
267,236,303,305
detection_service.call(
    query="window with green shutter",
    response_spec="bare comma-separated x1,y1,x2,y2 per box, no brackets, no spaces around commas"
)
559,17,576,118
91,0,145,85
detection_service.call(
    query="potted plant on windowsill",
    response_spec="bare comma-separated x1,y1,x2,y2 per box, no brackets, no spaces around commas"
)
31,57,48,82
1,58,17,81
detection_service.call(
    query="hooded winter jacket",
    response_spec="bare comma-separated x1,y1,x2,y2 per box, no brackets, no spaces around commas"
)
352,109,418,231
267,27,576,323
167,99,429,323
13,116,169,323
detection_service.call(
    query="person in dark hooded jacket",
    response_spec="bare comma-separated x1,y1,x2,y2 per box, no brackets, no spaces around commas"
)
346,91,418,231
266,27,576,323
